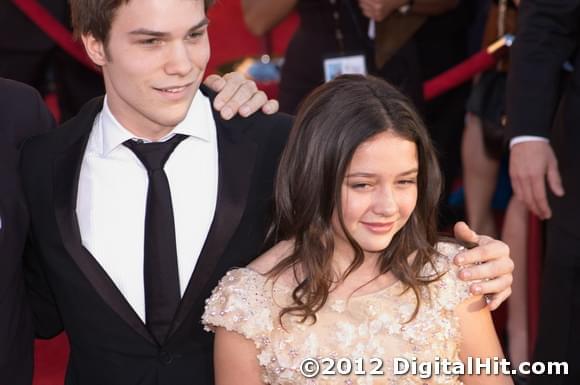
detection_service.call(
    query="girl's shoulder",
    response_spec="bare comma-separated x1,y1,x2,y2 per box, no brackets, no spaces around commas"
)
247,239,295,274
419,241,473,310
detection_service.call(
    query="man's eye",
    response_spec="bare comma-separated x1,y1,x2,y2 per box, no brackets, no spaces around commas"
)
187,31,204,39
140,38,161,45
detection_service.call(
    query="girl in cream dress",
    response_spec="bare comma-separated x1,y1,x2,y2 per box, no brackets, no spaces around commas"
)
203,75,512,385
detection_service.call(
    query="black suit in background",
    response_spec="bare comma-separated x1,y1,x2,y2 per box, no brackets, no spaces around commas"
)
0,0,104,121
0,78,55,385
507,0,580,383
20,87,292,385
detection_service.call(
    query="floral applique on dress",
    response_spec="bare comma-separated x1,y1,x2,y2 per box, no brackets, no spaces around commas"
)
202,242,472,385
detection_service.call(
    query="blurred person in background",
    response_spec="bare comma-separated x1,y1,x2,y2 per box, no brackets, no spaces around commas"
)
0,0,105,121
507,0,580,383
461,0,530,373
242,0,479,229
0,78,55,385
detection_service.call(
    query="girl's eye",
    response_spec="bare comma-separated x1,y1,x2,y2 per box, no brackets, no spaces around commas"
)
351,183,371,189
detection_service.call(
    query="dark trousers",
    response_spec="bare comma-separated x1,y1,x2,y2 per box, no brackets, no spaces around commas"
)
530,224,580,385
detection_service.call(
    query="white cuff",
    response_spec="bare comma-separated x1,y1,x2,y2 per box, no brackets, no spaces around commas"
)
509,136,549,148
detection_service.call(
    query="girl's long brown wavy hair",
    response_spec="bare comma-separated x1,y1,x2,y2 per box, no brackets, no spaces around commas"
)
267,75,444,325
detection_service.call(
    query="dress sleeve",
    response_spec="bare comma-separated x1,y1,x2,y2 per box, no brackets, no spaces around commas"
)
202,269,273,347
431,242,474,311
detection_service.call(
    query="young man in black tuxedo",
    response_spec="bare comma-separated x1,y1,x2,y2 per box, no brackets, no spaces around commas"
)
0,72,280,385
19,1,515,385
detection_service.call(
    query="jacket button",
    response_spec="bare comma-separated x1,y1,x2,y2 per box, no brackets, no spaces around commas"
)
159,351,173,365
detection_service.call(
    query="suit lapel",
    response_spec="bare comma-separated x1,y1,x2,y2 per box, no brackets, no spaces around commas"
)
170,108,258,336
53,99,155,345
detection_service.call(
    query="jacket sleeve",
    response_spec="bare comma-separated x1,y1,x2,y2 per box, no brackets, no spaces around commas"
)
19,137,64,339
507,0,580,139
23,230,64,338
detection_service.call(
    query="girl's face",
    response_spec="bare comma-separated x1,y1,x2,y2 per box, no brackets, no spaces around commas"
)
331,131,419,258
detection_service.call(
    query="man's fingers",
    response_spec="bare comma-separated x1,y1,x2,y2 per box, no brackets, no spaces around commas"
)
455,235,511,266
547,160,565,197
469,274,513,295
459,262,494,282
211,71,275,120
203,74,226,93
530,175,551,219
459,250,514,285
238,90,268,117
220,80,258,120
453,221,479,245
261,99,279,115
510,177,524,204
520,176,542,218
213,72,245,113
486,288,512,311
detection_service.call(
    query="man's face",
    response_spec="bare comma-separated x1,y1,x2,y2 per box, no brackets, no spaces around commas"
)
85,0,210,140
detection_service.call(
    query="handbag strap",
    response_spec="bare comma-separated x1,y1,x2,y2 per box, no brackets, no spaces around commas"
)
496,0,509,70
497,0,508,37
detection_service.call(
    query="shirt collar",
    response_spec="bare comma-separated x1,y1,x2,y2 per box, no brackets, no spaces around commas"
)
99,89,212,156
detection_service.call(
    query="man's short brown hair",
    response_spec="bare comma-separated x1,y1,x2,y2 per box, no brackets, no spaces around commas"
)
70,0,215,43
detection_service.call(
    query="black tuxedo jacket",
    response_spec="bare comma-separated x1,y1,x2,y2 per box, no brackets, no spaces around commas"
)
507,0,580,238
0,78,55,385
20,87,292,385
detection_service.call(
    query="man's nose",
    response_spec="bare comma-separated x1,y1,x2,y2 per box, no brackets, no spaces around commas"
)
164,42,193,76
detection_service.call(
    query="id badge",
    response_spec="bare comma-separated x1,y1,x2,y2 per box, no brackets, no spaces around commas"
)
323,53,367,82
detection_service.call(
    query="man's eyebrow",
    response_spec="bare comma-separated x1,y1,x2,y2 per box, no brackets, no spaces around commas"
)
128,18,209,37
188,18,210,31
128,29,169,37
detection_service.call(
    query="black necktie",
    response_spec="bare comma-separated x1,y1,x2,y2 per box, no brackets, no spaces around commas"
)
124,134,187,344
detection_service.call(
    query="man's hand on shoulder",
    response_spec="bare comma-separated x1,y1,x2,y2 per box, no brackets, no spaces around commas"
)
452,222,514,311
204,73,279,120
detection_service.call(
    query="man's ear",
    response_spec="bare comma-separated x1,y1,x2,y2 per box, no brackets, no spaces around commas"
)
81,33,108,66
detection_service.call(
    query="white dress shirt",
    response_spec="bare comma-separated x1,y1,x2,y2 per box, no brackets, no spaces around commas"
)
76,91,218,322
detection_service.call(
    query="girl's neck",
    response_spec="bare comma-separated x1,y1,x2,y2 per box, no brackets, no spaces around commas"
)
330,244,381,279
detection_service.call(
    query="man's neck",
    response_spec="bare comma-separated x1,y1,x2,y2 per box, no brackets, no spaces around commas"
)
104,96,178,142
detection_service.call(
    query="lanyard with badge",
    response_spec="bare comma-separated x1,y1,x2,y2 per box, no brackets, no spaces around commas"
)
322,0,368,82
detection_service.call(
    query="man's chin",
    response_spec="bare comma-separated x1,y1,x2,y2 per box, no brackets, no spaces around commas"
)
160,103,192,124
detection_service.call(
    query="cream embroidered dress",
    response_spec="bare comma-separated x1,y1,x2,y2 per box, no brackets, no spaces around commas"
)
202,242,472,385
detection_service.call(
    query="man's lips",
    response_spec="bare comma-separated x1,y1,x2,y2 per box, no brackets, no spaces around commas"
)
361,221,395,233
153,82,193,94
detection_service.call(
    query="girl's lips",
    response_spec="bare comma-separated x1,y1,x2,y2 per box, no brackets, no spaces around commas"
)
361,221,395,233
